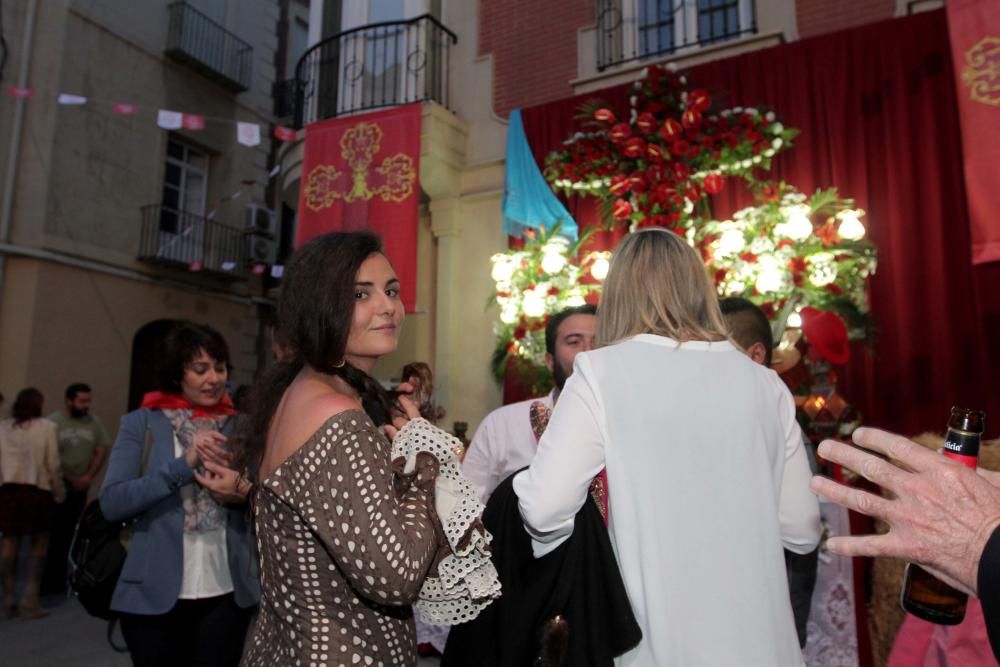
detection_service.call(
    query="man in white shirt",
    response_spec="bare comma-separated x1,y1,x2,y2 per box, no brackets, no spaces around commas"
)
463,305,597,502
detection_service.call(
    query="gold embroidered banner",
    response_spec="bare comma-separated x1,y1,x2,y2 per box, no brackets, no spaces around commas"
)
296,104,421,310
947,0,1000,264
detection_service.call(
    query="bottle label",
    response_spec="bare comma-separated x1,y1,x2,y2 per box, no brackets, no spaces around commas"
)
943,429,980,469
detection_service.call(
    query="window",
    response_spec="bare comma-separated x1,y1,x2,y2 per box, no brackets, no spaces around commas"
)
599,0,755,69
159,137,208,234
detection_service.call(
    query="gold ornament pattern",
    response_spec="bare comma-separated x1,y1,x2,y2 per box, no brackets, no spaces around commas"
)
304,121,417,211
962,36,1000,106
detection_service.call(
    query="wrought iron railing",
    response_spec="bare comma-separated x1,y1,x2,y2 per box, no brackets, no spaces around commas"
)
138,205,248,279
293,14,457,128
596,0,757,71
165,2,253,92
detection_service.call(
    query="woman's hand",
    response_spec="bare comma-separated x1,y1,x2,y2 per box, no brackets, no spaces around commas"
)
194,460,252,505
187,430,230,469
384,382,421,440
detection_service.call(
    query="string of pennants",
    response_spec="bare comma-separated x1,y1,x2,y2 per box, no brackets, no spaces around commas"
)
7,86,291,278
5,86,298,146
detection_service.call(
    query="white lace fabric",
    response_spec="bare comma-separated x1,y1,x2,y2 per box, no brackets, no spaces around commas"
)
391,418,502,625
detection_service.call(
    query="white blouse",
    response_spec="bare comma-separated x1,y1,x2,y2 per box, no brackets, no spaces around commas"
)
514,334,821,666
174,436,233,600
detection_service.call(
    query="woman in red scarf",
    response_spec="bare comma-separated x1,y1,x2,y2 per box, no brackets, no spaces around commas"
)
100,322,260,667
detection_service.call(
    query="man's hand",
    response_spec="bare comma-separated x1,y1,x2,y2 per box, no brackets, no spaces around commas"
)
67,474,91,492
810,427,1000,595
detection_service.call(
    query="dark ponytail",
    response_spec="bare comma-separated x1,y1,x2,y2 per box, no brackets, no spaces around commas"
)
233,232,396,479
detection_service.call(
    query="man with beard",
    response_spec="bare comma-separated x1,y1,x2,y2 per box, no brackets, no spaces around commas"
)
464,305,597,503
41,383,110,595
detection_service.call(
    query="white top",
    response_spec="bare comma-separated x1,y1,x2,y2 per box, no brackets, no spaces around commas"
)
174,436,233,600
462,391,554,503
514,334,821,666
0,418,62,495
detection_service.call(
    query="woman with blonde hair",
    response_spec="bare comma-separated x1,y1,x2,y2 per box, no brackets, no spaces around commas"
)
514,228,822,665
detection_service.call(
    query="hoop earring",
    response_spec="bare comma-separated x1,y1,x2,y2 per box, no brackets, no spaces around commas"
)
333,359,346,368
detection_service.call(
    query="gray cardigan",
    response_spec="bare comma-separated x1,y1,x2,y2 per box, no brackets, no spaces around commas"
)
100,408,260,615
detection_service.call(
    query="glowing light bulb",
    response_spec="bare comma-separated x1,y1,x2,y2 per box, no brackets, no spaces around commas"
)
837,209,866,241
715,228,746,259
522,291,546,318
491,255,514,283
755,266,784,293
590,253,611,281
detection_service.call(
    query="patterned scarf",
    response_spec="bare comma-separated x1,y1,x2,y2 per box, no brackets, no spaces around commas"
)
529,400,610,526
141,392,235,533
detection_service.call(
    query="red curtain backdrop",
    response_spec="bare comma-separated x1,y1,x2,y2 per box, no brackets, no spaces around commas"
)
296,104,422,312
947,0,1000,265
519,10,1000,438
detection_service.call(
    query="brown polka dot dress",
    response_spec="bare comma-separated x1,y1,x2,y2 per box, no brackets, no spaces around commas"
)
242,410,437,667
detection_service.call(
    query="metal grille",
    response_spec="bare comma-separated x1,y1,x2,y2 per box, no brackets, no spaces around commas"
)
138,205,248,280
165,2,253,92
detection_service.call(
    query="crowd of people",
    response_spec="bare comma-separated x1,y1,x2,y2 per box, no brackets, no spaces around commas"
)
1,228,998,666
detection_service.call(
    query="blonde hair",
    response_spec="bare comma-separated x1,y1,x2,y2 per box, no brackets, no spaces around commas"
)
597,228,729,346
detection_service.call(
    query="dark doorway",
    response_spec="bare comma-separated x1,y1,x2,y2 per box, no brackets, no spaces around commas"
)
128,320,183,411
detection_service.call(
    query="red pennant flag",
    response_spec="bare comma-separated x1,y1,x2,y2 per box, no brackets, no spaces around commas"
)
188,260,204,272
947,0,1000,264
182,114,205,130
274,125,296,142
112,103,138,115
251,263,267,275
295,104,421,312
6,87,33,98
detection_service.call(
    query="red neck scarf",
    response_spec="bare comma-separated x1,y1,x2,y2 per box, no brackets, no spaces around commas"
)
140,391,237,418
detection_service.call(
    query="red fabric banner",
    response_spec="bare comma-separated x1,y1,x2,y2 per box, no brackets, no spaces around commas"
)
947,0,1000,265
295,104,422,312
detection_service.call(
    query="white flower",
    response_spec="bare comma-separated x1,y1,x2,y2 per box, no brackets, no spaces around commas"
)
772,138,784,150
750,236,775,254
808,252,837,287
772,122,784,134
836,209,866,240
766,111,776,122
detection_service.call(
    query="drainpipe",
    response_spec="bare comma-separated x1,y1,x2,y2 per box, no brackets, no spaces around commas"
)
0,0,39,319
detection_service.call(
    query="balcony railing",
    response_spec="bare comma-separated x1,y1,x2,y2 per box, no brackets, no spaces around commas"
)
596,0,757,71
138,205,248,280
165,2,253,92
293,14,457,128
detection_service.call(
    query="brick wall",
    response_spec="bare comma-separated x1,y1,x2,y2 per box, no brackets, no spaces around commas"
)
796,0,895,39
479,0,594,118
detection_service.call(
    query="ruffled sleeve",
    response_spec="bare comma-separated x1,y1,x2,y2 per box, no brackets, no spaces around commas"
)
391,418,502,625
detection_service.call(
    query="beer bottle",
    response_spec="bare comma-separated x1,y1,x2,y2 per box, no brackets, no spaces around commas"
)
899,406,986,624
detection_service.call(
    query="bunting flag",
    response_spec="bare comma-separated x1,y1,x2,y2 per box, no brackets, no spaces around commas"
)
947,0,1000,264
182,113,205,130
274,125,296,142
503,109,578,241
112,103,138,115
6,87,33,98
238,122,261,146
296,104,422,312
57,93,87,105
157,109,183,130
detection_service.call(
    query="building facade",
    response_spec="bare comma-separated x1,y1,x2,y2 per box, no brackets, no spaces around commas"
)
275,0,942,435
0,0,292,429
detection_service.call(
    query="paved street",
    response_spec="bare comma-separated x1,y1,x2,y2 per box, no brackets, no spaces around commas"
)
0,595,442,666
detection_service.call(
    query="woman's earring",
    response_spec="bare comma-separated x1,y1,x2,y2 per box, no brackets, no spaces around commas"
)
333,359,346,368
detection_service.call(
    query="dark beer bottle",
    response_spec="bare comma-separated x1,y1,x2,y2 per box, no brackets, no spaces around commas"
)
899,406,986,625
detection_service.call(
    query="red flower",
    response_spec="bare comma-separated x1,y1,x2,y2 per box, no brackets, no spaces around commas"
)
623,136,646,158
739,251,758,264
759,302,776,318
629,172,649,194
646,142,666,162
636,112,657,134
609,123,632,143
646,164,666,183
703,173,725,195
513,325,527,340
671,139,691,157
776,239,795,250
687,89,712,112
612,198,633,220
660,118,683,141
685,182,703,202
547,287,561,296
610,174,631,196
652,182,676,203
815,222,839,246
714,268,728,285
788,256,807,287
825,283,843,296
672,162,691,181
594,108,616,123
681,109,702,129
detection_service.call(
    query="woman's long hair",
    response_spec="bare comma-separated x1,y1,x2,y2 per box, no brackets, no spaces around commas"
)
234,232,396,479
597,228,728,346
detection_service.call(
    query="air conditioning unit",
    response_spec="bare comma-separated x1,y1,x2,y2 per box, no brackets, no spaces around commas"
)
245,234,277,265
245,203,277,238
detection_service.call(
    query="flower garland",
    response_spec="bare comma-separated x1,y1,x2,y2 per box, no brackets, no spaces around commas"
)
489,225,604,385
544,64,798,230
